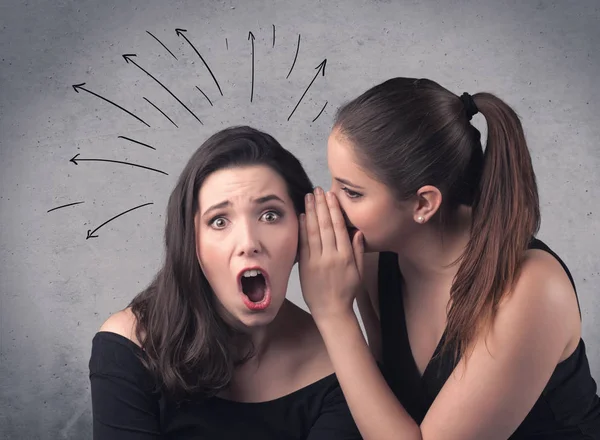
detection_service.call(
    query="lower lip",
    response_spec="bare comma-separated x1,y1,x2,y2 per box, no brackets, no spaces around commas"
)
241,289,272,311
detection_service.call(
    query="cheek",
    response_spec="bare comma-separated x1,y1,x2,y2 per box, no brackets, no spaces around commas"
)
272,223,299,260
196,234,227,286
337,197,375,230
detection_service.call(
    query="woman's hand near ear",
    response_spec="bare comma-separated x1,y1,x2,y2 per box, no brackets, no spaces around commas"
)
298,188,365,322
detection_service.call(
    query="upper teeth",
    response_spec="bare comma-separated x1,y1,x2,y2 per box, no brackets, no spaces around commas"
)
242,269,262,277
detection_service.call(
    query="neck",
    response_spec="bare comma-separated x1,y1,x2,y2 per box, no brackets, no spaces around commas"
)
237,299,292,365
394,206,472,289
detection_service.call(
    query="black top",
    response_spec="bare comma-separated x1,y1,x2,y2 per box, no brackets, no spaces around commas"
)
378,238,600,439
89,331,362,440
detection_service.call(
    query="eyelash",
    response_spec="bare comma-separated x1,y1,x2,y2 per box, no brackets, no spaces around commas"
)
341,186,363,199
209,210,283,229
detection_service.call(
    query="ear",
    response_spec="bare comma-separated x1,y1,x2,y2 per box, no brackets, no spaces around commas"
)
413,185,442,224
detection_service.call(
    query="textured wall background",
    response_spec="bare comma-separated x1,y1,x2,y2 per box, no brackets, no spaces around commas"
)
1,0,599,438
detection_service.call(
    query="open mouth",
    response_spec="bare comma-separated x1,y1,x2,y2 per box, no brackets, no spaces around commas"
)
240,269,267,303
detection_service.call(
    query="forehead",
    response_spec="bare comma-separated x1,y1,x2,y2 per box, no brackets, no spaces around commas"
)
199,164,289,205
327,131,370,181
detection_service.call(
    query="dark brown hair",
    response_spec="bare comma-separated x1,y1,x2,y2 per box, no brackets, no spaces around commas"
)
334,77,540,363
129,125,313,400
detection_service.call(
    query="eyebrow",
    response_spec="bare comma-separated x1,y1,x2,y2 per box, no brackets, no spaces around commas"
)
334,177,364,190
202,194,285,217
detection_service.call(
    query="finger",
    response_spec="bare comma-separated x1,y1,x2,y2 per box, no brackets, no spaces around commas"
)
304,193,322,256
325,191,353,255
313,187,337,252
352,231,365,280
298,213,309,261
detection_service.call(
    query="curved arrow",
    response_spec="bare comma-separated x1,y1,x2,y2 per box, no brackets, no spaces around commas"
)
146,30,178,60
176,28,223,96
72,83,150,128
123,54,202,124
248,31,255,102
117,136,155,150
70,153,168,175
86,202,153,239
195,86,213,106
312,101,328,122
47,201,84,213
287,59,327,121
286,34,301,79
143,97,179,128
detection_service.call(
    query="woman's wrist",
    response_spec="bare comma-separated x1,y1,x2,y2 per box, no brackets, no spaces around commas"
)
314,306,361,341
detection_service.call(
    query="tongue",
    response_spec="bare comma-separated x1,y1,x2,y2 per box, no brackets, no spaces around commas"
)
242,275,266,303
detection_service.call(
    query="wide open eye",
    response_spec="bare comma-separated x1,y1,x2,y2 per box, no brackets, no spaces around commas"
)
261,210,281,223
210,217,228,229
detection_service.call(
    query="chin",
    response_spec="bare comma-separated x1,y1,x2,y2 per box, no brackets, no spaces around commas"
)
236,311,278,329
235,294,286,330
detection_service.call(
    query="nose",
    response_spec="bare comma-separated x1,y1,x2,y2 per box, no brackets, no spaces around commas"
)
236,221,262,256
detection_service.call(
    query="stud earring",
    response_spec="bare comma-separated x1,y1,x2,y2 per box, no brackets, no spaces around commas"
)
417,216,425,223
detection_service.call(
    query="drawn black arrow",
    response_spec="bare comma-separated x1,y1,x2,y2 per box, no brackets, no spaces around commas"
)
143,97,179,128
286,34,301,79
146,31,178,60
86,202,153,239
195,86,213,106
117,136,155,150
175,28,223,96
287,59,327,121
123,54,202,125
312,101,328,122
248,31,255,102
72,83,150,128
47,201,84,213
272,24,275,47
70,153,168,175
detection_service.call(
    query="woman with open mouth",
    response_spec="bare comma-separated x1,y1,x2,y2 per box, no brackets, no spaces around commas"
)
88,126,361,440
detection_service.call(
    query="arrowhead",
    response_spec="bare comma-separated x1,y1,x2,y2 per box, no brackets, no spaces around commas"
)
72,83,85,93
86,229,98,239
248,31,255,41
175,28,187,37
122,54,137,63
70,154,80,165
315,59,327,75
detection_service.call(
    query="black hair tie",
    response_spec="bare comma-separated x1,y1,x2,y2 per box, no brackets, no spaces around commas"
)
459,92,479,121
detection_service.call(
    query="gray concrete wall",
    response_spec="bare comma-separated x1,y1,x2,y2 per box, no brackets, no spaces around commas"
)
1,0,598,438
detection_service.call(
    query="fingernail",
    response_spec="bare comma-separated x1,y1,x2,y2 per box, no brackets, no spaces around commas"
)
306,193,314,202
314,187,323,195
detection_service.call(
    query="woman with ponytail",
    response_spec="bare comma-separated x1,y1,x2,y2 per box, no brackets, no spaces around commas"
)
297,78,600,439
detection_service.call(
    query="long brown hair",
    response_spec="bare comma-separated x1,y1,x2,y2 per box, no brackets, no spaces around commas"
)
333,78,540,363
129,126,314,400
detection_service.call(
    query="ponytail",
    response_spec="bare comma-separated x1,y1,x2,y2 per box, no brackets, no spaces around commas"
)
443,92,541,363
332,79,541,364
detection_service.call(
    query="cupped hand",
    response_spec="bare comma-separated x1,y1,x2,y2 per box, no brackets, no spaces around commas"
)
298,187,365,322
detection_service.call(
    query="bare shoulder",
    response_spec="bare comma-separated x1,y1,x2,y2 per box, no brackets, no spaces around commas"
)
99,307,142,347
510,248,578,311
492,247,580,359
